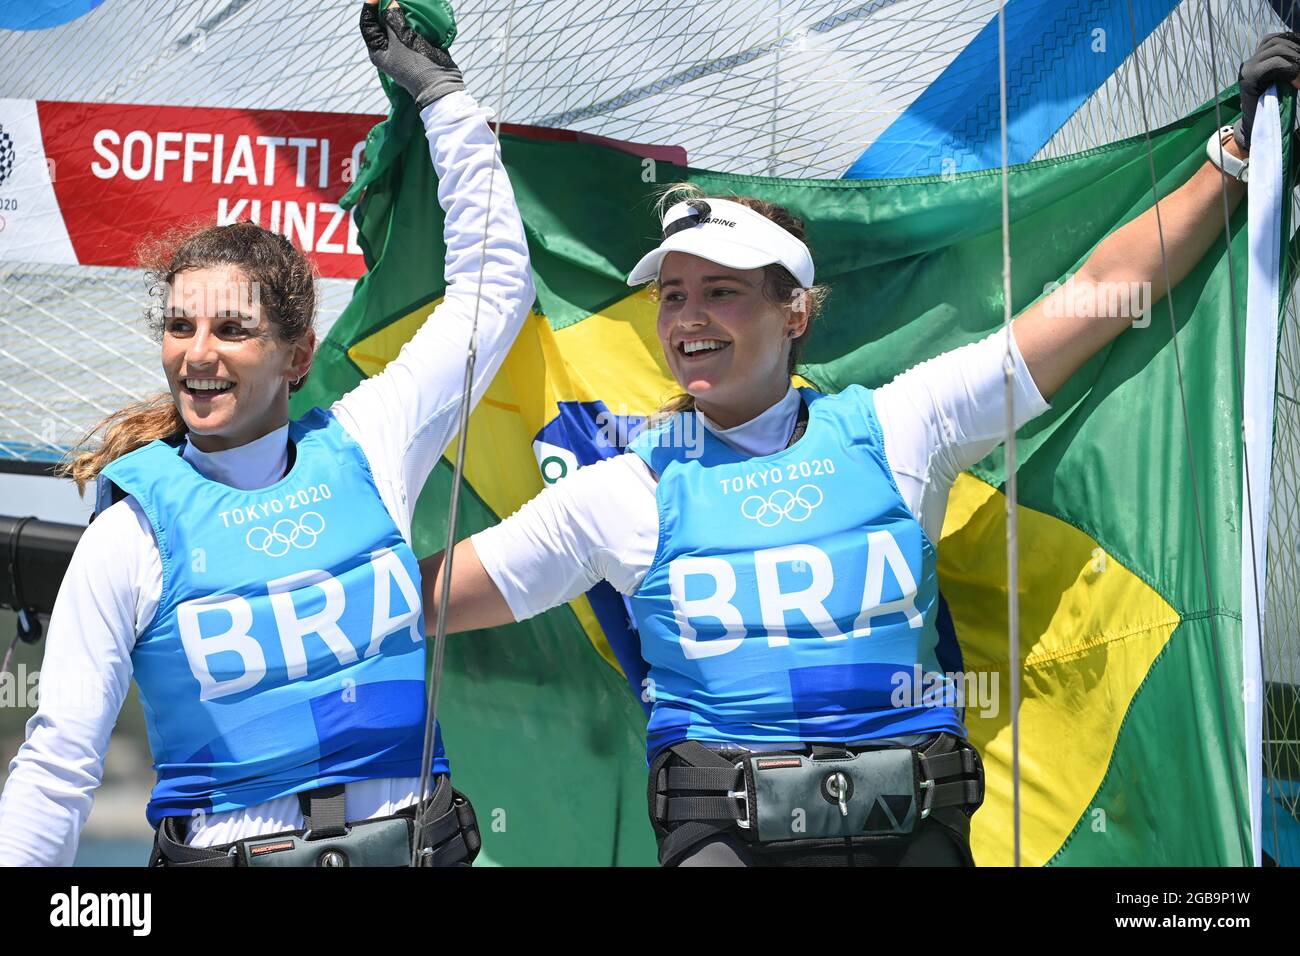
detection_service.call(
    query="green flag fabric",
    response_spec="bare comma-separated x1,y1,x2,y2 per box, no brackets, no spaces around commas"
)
296,32,1292,862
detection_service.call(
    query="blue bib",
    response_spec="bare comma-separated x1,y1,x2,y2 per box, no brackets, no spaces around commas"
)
101,408,443,826
627,387,964,759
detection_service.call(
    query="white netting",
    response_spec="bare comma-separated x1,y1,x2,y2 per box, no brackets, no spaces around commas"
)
0,0,995,176
1042,0,1274,158
1265,199,1300,863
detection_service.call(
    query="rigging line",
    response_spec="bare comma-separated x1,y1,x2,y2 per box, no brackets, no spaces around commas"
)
996,0,1021,869
1203,0,1281,866
1123,0,1252,865
411,0,520,867
102,0,260,103
770,1,780,178
530,0,904,128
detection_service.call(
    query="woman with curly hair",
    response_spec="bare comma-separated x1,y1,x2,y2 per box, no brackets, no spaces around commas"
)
0,0,533,867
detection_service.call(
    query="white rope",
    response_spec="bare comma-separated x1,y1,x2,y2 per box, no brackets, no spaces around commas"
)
995,0,1021,869
1201,0,1276,868
411,1,520,864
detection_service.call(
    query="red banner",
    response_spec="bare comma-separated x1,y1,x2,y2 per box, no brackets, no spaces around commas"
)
38,101,378,279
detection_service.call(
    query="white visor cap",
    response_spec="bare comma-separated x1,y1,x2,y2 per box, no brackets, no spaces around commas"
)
626,197,814,288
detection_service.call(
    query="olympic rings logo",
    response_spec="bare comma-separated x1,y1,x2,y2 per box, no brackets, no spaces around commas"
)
739,485,824,527
245,511,326,557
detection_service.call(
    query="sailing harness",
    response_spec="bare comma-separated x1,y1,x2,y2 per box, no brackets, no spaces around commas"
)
149,776,480,867
648,734,984,867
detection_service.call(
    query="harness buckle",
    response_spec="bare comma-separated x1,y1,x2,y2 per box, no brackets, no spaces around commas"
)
918,777,935,820
728,760,751,829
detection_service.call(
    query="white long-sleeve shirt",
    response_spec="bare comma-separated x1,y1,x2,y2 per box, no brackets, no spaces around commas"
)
0,90,534,866
473,330,1049,619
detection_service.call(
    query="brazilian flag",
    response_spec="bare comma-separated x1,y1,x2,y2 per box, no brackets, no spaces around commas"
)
295,3,1295,865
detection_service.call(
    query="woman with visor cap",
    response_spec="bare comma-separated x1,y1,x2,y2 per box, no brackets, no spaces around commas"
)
416,36,1299,866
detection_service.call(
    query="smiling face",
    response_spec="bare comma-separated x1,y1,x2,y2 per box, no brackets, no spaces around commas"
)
656,251,807,429
160,265,314,452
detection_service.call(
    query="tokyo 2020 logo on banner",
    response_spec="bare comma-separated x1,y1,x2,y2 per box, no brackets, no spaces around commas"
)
0,125,15,189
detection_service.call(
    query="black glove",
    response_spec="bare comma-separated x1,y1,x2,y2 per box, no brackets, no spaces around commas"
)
359,1,465,109
1234,31,1300,151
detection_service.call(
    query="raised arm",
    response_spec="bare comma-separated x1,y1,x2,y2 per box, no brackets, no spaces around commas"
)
333,2,534,528
1014,34,1299,400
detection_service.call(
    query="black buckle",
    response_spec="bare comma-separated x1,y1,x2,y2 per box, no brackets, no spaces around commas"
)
728,759,751,830
919,772,935,820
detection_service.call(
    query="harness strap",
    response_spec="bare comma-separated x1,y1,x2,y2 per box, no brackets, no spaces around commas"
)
918,748,977,780
655,758,744,823
657,821,735,868
452,792,482,861
918,745,984,813
656,795,743,823
655,740,738,775
664,766,742,791
650,741,746,867
930,779,982,810
151,817,237,868
299,784,347,839
417,779,476,866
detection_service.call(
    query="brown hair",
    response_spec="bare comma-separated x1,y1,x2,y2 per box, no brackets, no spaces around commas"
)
649,183,829,419
58,221,318,494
